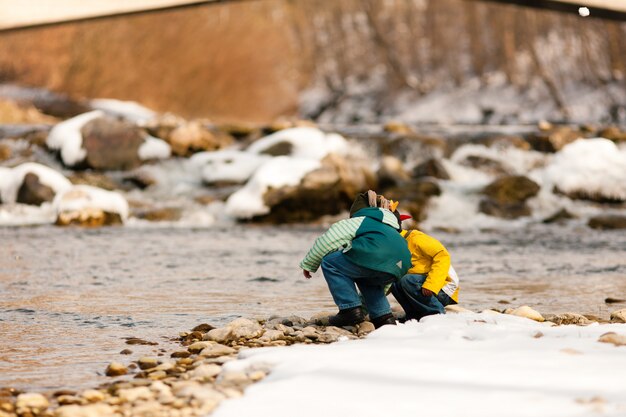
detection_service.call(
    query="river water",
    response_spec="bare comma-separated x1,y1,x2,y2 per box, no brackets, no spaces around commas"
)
1,223,625,392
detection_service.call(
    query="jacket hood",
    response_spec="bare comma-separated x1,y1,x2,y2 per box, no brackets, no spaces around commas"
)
352,207,400,230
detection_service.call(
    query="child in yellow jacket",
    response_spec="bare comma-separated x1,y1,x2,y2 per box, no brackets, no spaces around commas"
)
390,217,460,321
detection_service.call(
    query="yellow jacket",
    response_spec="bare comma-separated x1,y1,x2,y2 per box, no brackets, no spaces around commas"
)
401,230,459,302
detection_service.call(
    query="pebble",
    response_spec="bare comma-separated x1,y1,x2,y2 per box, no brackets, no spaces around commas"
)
610,309,626,323
508,306,545,322
55,403,115,417
56,396,82,406
137,357,159,370
203,328,232,343
444,305,473,314
117,387,153,403
598,332,626,346
187,341,215,354
199,344,236,358
302,326,319,340
356,321,376,336
104,362,127,377
189,364,222,380
119,349,132,355
16,393,49,414
258,329,284,342
548,313,592,326
80,390,104,403
228,318,263,340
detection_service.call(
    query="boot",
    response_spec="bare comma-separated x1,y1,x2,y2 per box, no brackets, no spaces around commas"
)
371,313,397,329
328,307,365,327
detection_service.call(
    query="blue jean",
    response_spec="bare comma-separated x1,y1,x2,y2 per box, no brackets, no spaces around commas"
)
320,251,396,319
390,273,454,321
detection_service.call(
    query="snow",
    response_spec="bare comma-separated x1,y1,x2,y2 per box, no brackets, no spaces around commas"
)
225,157,321,218
579,7,590,17
53,185,129,220
138,136,171,161
247,127,349,159
538,138,626,202
90,98,157,124
0,162,72,203
190,150,270,184
213,313,626,417
46,110,103,166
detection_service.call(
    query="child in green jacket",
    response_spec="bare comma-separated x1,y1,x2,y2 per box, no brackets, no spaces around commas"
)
300,191,411,328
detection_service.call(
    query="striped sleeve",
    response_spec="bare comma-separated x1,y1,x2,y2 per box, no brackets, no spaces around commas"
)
299,217,363,272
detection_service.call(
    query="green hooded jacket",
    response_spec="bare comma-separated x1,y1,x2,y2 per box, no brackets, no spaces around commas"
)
300,207,411,278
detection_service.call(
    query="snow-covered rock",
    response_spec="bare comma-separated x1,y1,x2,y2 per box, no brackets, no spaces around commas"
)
138,136,171,161
53,185,129,227
0,163,72,204
90,98,157,124
46,110,103,166
191,150,270,185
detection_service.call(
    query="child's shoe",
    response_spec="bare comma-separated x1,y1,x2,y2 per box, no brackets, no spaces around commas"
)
328,307,365,327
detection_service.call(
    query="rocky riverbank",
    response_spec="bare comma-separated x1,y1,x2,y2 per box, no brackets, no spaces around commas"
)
2,306,626,417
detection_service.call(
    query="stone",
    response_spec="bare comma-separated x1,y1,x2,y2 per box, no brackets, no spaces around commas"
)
383,121,414,135
133,207,182,222
68,172,119,191
199,344,236,358
117,387,153,403
542,208,576,224
16,173,56,206
170,351,191,359
0,143,11,161
598,332,626,346
248,371,267,382
55,403,115,417
605,297,626,304
217,371,250,387
610,309,626,323
204,328,233,344
548,313,592,326
80,116,145,170
189,364,222,380
228,318,263,340
167,121,233,156
105,362,127,377
56,208,123,228
356,321,376,336
56,396,81,406
412,158,450,180
258,330,285,343
444,305,473,314
187,341,215,354
508,306,545,322
459,155,510,176
15,393,49,414
137,357,159,370
588,215,626,230
192,323,215,333
482,175,540,205
119,349,132,355
81,390,104,403
598,126,626,143
302,326,320,340
527,126,584,152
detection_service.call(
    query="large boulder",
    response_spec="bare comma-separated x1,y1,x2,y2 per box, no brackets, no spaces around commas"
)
80,116,145,170
16,173,55,206
479,175,540,219
252,154,376,223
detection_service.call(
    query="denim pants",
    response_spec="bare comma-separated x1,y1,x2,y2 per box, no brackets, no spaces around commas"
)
320,251,396,319
391,273,454,321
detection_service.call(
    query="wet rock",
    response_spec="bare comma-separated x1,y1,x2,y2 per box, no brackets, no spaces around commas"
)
16,393,49,415
598,126,626,143
588,215,626,230
598,332,626,346
383,121,414,135
119,349,132,355
54,186,127,227
251,153,375,223
542,208,576,224
124,338,158,346
605,297,626,304
56,396,81,406
56,209,123,228
377,155,410,189
610,309,626,323
80,116,145,170
302,326,320,340
507,306,544,322
356,321,375,336
258,330,285,343
548,313,592,326
137,357,159,370
527,126,584,152
192,323,215,333
170,351,191,359
16,173,56,206
480,175,540,219
199,344,236,358
105,362,127,377
412,158,450,180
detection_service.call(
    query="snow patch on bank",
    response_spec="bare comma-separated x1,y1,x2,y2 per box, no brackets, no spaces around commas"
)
0,162,72,204
214,313,626,417
54,185,129,220
46,110,103,166
139,136,171,161
90,98,157,125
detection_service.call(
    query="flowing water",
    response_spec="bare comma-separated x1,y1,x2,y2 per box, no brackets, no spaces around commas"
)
1,224,625,392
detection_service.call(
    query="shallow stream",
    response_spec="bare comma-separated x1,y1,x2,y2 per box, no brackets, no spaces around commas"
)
1,224,625,392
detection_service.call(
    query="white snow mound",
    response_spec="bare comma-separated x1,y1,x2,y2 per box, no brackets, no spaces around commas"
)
46,110,103,166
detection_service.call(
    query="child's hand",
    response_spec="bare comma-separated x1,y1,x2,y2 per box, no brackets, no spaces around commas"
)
421,288,434,297
303,269,312,279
